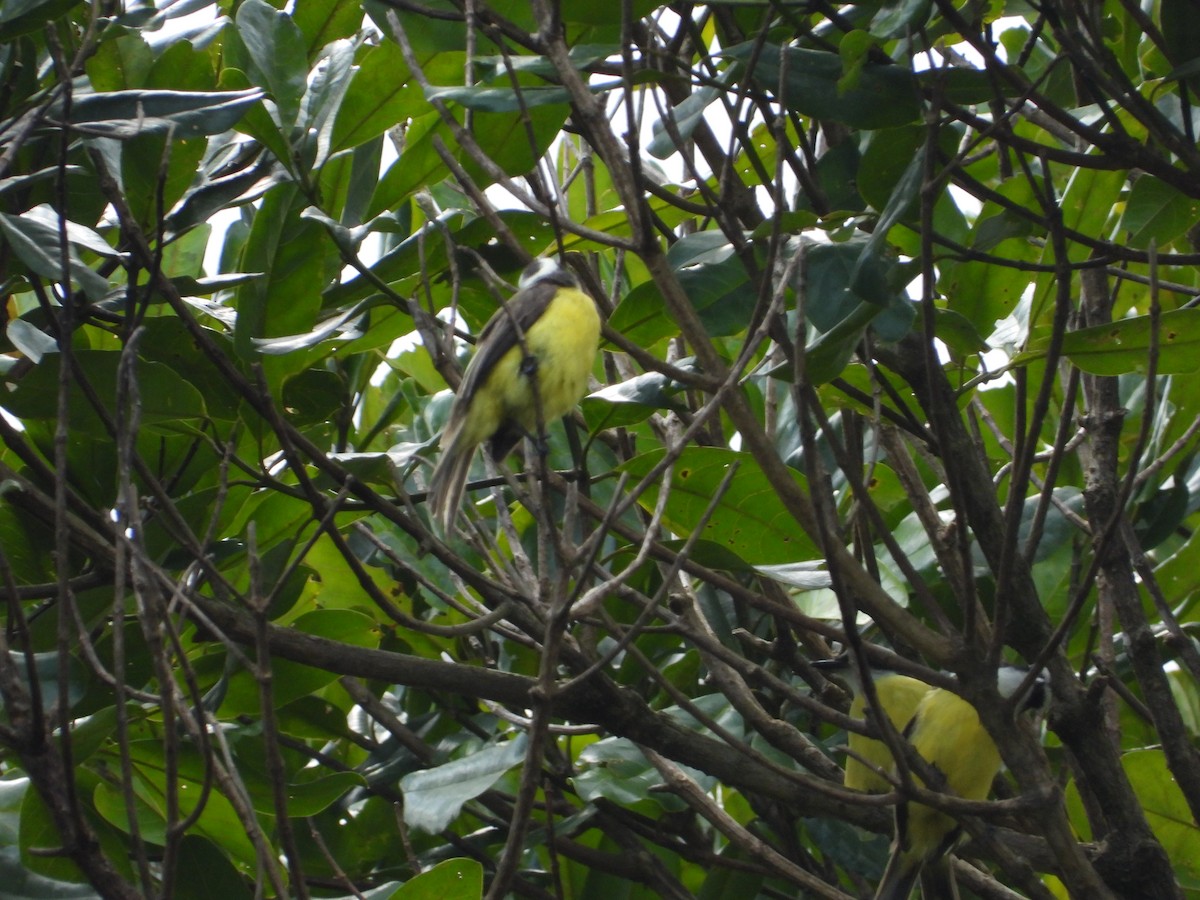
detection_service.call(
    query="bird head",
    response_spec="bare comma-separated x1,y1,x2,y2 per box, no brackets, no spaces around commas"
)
998,664,1050,716
518,257,580,290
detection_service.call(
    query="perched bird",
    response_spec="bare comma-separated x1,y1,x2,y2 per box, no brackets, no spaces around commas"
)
815,659,933,793
848,673,932,793
427,258,601,531
873,665,1049,900
816,657,926,792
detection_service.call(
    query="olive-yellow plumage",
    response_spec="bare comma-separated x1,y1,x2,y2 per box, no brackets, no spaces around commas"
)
874,667,1047,900
428,258,600,531
846,673,931,793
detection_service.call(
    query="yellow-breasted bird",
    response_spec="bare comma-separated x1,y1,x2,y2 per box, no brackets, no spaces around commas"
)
873,666,1049,900
815,656,932,792
846,671,932,795
427,258,601,531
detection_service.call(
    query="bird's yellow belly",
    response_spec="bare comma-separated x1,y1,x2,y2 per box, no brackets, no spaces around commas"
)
495,288,600,430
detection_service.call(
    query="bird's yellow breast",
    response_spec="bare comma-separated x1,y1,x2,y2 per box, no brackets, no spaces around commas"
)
460,285,600,446
902,688,1002,859
846,674,931,793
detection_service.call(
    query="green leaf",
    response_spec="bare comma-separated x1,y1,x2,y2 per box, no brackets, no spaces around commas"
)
806,240,874,331
802,300,880,385
364,0,472,56
400,736,528,834
1166,666,1200,739
389,859,484,900
0,502,54,584
20,770,130,884
172,836,252,900
253,298,380,355
222,67,295,167
799,238,914,383
48,88,263,139
234,0,309,130
0,782,25,854
558,0,660,24
278,771,366,817
939,240,1036,336
753,562,832,591
836,30,876,95
1120,749,1200,883
869,0,932,39
1020,309,1200,376
1160,0,1200,91
727,43,920,130
857,126,924,215
582,361,695,428
424,84,574,112
648,83,723,159
7,319,58,363
305,38,358,168
931,307,990,357
852,147,923,303
0,844,101,898
91,756,259,870
330,41,419,154
470,103,570,179
574,738,666,808
1134,481,1190,551
806,140,864,213
362,111,445,216
0,0,85,41
294,0,365,55
0,211,111,301
916,65,1002,105
219,609,382,716
610,253,757,347
5,651,88,713
233,184,332,360
617,447,819,565
1,350,209,433
1119,176,1200,249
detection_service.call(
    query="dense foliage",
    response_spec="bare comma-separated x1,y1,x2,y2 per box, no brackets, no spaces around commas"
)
2,0,1200,897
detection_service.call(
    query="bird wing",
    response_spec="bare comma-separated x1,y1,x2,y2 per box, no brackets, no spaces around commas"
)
453,282,557,414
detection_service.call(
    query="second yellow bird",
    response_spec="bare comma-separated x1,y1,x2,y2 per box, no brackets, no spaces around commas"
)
873,667,1048,900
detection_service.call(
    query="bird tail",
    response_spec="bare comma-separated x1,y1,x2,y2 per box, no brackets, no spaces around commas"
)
874,845,922,900
428,437,475,533
918,858,959,900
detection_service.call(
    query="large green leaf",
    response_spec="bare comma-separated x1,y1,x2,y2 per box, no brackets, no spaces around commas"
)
0,0,84,40
727,43,920,130
232,183,333,361
609,242,759,347
1,350,209,433
0,844,102,900
330,40,421,154
399,736,528,834
172,836,253,900
648,82,723,159
91,752,260,871
618,447,819,565
1119,175,1200,250
0,210,111,301
1020,309,1200,376
217,609,382,716
582,360,696,429
47,88,262,139
1064,749,1200,884
423,84,574,112
233,0,308,130
294,0,365,55
389,859,484,900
